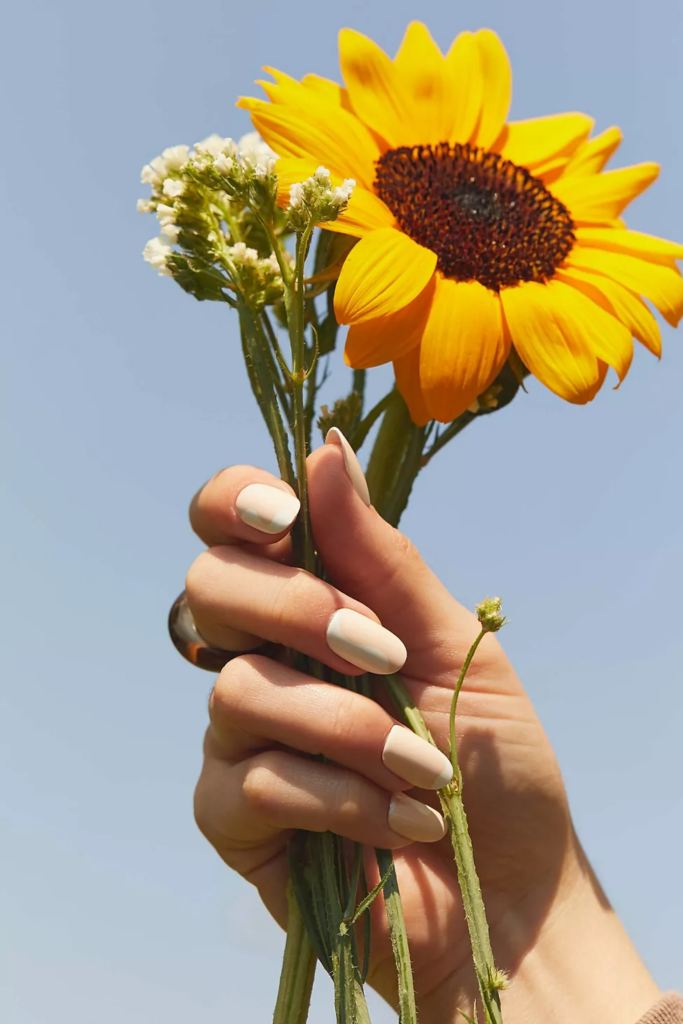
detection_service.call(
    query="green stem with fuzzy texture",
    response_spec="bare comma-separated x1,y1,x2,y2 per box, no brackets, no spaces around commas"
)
375,849,417,1024
273,886,317,1024
384,674,503,1024
290,222,316,572
237,297,295,489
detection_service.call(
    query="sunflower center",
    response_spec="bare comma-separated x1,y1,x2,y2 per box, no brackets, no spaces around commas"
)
374,143,575,291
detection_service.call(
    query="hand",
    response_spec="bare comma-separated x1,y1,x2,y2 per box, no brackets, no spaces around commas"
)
187,434,660,1023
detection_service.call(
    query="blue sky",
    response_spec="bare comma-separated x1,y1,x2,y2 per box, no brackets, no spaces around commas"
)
2,0,682,1020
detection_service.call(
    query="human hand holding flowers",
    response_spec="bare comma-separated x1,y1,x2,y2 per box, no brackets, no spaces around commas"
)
188,444,661,1024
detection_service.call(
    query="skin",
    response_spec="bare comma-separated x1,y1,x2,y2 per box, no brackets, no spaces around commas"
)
187,443,661,1023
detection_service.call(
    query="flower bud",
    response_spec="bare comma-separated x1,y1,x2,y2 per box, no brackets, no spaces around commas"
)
475,596,507,632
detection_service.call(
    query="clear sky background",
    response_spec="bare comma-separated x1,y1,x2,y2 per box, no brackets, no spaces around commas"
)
2,0,682,1020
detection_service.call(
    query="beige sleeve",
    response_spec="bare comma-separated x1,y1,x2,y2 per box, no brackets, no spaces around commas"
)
638,994,683,1024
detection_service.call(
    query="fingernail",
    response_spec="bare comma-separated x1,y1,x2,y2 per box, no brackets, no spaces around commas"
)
388,793,447,843
382,726,453,790
236,483,300,535
326,608,407,675
325,427,371,506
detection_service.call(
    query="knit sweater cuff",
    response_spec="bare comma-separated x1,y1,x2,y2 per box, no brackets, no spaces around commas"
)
637,994,683,1024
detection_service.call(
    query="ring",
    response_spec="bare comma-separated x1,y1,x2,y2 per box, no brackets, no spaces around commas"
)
168,590,279,672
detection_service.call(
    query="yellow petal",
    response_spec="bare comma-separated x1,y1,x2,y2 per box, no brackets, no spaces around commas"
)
338,29,405,148
394,345,431,426
563,126,623,177
445,31,484,144
566,246,683,327
420,278,509,422
275,157,395,237
496,113,593,170
300,74,350,107
501,281,604,403
344,277,436,368
556,266,662,357
545,279,634,383
574,227,683,263
238,94,379,188
334,227,437,325
550,162,659,222
391,22,452,146
472,30,512,149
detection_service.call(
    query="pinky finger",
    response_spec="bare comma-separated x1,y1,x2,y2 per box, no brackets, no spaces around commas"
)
195,750,446,861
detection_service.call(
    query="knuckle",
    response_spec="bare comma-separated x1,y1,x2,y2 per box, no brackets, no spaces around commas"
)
241,750,289,815
212,656,252,716
211,654,271,726
329,770,365,822
184,549,215,607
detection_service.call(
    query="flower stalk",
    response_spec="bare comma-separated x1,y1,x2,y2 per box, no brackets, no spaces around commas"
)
273,886,317,1024
384,645,507,1024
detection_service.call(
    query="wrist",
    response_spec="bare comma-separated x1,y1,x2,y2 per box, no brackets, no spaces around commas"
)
420,838,660,1024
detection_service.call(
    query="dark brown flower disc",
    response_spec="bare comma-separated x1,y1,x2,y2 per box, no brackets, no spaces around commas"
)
374,142,575,291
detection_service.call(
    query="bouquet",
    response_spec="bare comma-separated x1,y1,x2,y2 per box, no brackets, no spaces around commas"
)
139,22,682,1024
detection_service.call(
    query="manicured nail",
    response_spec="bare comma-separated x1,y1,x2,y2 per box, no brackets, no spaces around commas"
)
326,608,406,675
325,427,371,506
235,483,300,535
382,726,453,790
388,793,447,843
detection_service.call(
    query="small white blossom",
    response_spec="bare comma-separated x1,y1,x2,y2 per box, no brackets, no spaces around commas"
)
141,163,162,186
289,182,304,208
156,203,176,225
214,153,236,175
161,222,180,243
162,144,190,171
143,237,173,276
162,177,185,199
137,198,154,213
332,180,355,203
195,134,237,159
286,167,355,227
238,132,277,179
228,242,260,267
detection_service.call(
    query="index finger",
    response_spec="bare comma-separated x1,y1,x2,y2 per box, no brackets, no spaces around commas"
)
190,465,300,548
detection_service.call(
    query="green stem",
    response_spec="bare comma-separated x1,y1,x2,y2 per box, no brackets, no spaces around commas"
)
289,222,317,572
273,885,317,1024
375,849,417,1024
364,389,427,527
383,675,503,1024
260,309,293,427
348,390,394,453
449,631,486,789
237,297,295,488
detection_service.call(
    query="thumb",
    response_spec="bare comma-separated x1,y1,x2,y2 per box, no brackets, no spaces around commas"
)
307,430,495,683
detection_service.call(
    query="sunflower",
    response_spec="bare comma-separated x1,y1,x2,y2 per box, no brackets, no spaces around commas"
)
239,23,683,423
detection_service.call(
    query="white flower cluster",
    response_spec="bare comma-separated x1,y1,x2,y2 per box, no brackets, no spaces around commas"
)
287,166,355,230
187,131,277,184
139,133,277,278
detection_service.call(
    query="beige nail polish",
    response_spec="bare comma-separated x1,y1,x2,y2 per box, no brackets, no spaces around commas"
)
326,608,407,675
388,793,447,843
382,725,453,790
235,483,300,535
325,427,371,506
